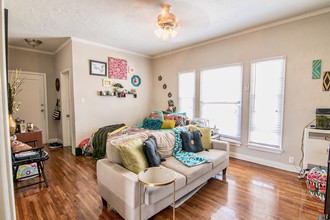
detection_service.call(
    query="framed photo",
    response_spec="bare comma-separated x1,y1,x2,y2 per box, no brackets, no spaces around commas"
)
89,60,107,76
102,78,111,87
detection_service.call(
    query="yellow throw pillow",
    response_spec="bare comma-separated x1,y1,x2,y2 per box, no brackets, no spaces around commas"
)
161,120,176,129
117,139,148,174
189,126,212,150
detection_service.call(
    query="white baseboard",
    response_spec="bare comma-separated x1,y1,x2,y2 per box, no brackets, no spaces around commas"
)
230,152,301,173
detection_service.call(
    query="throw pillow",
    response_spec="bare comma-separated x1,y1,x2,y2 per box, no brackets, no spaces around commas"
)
107,132,148,165
189,126,212,150
143,138,161,167
161,120,176,129
164,115,176,120
149,130,175,159
180,130,203,153
142,118,163,130
149,111,164,120
117,139,148,174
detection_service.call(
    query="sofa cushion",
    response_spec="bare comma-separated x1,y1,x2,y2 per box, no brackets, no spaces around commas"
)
180,130,203,153
107,133,148,165
196,149,229,168
143,138,161,167
144,166,186,205
149,130,175,159
161,156,212,184
189,126,212,150
161,120,176,129
117,139,148,174
143,118,163,130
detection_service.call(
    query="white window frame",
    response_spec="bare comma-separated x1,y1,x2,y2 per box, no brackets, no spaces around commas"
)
200,63,243,141
178,70,196,118
248,56,286,154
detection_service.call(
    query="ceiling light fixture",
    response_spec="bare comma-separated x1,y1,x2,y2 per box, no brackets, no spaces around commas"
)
24,38,42,48
154,4,177,41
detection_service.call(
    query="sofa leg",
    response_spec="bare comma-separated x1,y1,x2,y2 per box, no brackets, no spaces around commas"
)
222,168,227,176
101,197,107,206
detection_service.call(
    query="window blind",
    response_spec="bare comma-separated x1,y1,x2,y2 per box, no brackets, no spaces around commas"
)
248,56,286,149
178,71,195,118
200,64,243,140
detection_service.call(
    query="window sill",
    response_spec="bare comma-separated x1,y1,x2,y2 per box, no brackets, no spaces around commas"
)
247,143,283,154
220,137,241,147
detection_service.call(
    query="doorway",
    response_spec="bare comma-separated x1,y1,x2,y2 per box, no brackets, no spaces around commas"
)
9,71,48,143
60,69,72,147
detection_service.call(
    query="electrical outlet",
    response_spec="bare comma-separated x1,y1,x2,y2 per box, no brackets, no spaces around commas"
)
289,157,294,164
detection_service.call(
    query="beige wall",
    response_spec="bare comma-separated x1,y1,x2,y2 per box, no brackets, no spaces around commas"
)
71,40,152,146
54,40,73,144
152,12,330,171
8,48,58,140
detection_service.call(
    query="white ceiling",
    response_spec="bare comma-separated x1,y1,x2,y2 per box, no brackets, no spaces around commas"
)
4,0,330,57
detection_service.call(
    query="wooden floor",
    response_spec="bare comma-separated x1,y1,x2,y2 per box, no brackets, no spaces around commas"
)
14,146,324,220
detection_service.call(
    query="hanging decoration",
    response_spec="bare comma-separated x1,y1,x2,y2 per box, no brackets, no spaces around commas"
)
131,75,141,87
312,59,321,79
108,57,128,80
323,71,330,91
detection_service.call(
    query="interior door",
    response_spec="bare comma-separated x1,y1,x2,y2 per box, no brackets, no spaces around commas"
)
9,71,48,143
60,70,72,147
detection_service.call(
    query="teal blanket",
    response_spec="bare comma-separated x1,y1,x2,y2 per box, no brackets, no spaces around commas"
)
172,127,210,167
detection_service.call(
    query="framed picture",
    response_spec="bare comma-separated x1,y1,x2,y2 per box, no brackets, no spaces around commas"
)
89,60,107,76
102,78,111,87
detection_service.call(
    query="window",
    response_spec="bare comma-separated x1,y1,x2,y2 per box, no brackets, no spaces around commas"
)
200,64,243,140
178,71,195,118
248,56,286,150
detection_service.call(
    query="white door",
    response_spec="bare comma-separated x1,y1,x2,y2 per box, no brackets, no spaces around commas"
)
9,71,48,143
60,70,72,147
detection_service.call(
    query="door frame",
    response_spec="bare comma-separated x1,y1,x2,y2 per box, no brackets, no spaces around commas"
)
60,68,73,148
9,70,49,142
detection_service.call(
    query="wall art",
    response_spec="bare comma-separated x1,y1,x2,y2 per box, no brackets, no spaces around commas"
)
108,57,127,80
89,60,107,76
163,84,167,89
312,59,321,79
323,71,330,91
168,92,172,98
131,75,141,87
102,78,111,87
158,75,162,81
128,66,135,74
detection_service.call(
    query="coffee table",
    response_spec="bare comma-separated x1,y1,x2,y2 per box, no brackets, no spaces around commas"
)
137,166,177,220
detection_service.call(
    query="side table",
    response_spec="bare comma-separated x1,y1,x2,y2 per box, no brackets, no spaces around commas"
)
137,167,177,220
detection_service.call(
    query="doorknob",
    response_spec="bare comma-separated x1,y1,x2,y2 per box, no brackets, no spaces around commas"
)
41,109,44,112
41,104,44,106
66,114,70,117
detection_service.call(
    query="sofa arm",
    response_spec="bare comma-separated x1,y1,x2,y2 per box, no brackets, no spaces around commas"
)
97,159,141,209
211,140,230,152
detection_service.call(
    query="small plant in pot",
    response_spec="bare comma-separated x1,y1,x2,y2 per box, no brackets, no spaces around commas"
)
112,83,124,97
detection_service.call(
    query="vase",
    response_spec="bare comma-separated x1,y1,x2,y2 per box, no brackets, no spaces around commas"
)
8,114,16,136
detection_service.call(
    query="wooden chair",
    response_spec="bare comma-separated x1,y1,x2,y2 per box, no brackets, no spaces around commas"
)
11,140,49,190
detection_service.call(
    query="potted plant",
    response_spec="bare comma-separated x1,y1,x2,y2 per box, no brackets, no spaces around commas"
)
112,83,124,97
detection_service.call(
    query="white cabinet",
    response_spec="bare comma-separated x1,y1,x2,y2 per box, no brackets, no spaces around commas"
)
303,128,330,169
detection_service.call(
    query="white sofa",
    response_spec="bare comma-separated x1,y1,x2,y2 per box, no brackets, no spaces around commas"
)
97,132,229,220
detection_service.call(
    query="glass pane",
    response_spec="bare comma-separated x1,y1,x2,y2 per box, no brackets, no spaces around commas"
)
178,72,195,117
201,103,241,139
201,65,242,102
249,57,285,148
179,98,194,119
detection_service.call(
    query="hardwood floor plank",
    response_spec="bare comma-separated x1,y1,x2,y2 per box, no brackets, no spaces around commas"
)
14,147,324,219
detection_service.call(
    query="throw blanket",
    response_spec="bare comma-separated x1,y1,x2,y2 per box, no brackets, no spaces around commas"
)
92,123,126,158
173,127,210,167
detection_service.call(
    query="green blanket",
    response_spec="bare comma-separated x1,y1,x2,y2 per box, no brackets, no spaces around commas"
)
92,123,126,158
